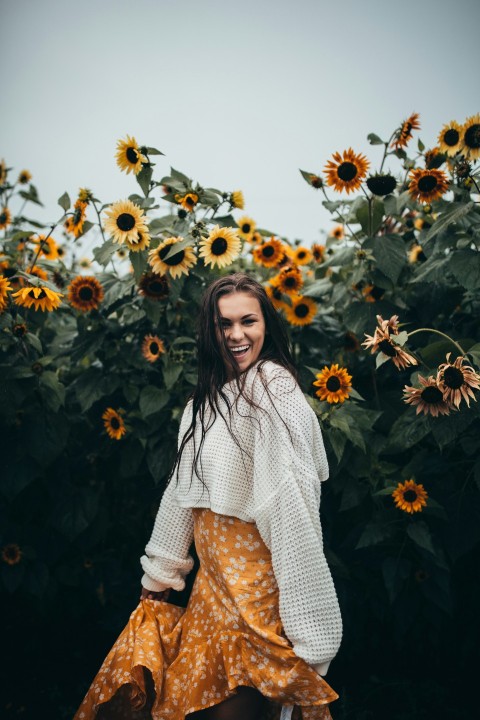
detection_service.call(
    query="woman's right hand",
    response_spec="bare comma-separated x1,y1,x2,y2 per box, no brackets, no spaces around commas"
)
140,587,170,602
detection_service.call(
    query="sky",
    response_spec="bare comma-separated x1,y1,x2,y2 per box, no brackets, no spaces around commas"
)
2,0,480,249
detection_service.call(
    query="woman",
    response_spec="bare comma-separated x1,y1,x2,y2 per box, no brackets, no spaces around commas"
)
74,273,342,720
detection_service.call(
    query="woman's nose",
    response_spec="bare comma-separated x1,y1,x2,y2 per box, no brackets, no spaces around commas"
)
228,323,244,342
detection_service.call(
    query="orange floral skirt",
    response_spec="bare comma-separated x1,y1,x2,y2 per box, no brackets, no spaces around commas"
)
74,509,338,720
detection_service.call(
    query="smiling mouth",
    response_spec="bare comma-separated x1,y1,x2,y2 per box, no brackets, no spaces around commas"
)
230,344,250,359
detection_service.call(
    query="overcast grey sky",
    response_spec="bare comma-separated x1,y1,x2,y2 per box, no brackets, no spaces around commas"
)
2,0,479,246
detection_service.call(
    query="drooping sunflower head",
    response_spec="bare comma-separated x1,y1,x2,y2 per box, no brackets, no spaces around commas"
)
284,295,317,327
32,234,59,261
403,374,452,417
148,236,197,278
64,199,88,238
18,170,32,184
78,187,94,203
409,168,449,204
102,408,127,440
324,148,370,194
103,199,149,247
237,216,256,241
392,479,428,514
312,243,326,263
366,174,397,197
230,190,245,209
329,225,345,240
68,276,104,312
141,334,166,363
292,246,313,265
0,207,12,230
436,352,480,409
271,265,303,296
424,148,446,170
198,226,242,269
252,237,284,268
175,193,199,212
12,285,63,312
115,135,147,175
313,364,352,404
391,112,421,150
437,120,463,156
0,276,12,312
138,272,169,301
460,114,480,160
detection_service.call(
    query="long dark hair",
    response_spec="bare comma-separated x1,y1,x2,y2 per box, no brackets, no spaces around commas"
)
169,272,297,485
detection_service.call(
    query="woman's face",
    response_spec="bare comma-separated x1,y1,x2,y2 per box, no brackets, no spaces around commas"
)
217,291,266,372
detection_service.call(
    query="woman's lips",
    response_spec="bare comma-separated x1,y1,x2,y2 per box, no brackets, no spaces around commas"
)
230,344,250,360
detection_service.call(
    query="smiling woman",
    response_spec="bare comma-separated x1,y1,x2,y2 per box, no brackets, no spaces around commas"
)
217,292,266,373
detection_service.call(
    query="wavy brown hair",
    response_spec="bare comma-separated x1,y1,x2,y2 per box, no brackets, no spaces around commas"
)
169,272,297,486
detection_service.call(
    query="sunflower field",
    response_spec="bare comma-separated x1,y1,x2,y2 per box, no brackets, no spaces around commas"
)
1,114,480,719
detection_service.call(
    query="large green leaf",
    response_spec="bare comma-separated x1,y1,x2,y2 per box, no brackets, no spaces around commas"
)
424,201,474,242
93,239,117,266
139,386,169,418
448,249,480,290
406,521,436,555
370,235,406,284
52,487,99,540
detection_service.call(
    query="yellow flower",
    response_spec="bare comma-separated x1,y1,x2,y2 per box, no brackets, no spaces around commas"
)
252,237,284,268
68,276,104,312
0,207,12,230
437,120,463,157
265,284,286,311
0,276,12,312
175,193,199,212
32,234,59,261
12,285,63,312
408,245,426,263
329,225,345,241
391,112,421,150
313,364,352,403
0,159,7,185
237,216,256,242
142,334,165,363
231,190,244,209
271,266,303,296
29,265,48,282
392,479,428,514
103,199,150,249
284,295,317,326
115,135,147,175
148,237,197,279
64,199,88,238
198,226,241,269
138,272,169,300
78,187,94,203
18,170,32,184
324,148,370,194
312,244,326,263
460,114,480,161
409,168,449,203
102,408,126,440
292,246,313,265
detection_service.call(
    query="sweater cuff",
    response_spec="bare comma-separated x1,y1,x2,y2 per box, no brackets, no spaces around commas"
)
312,660,331,676
141,573,171,593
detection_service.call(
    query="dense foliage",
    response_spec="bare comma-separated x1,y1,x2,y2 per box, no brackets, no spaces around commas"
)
1,114,480,718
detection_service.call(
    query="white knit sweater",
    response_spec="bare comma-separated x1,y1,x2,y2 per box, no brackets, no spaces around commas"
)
141,360,342,675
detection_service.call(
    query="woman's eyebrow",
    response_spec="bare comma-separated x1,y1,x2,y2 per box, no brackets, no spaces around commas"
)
219,313,258,320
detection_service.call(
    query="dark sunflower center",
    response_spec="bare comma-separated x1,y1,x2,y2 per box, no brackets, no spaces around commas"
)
443,366,464,389
378,339,397,357
13,324,27,337
149,280,168,295
297,251,306,259
464,123,480,149
403,489,417,503
110,417,120,430
73,208,82,224
185,195,196,208
149,341,159,354
273,288,282,300
417,175,438,192
79,286,93,301
211,237,228,256
29,289,46,299
117,213,136,231
159,245,185,265
443,128,459,146
241,223,251,233
370,286,385,300
262,245,275,258
284,276,297,288
337,161,358,182
0,213,6,224
126,147,138,163
326,376,341,391
294,303,309,318
421,385,443,404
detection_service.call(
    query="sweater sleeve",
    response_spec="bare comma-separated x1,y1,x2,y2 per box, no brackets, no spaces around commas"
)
251,365,342,667
140,406,195,592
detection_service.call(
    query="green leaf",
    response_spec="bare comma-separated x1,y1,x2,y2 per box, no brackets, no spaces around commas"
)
25,333,42,353
355,200,370,235
367,133,385,145
448,249,480,290
129,249,148,280
139,386,169,418
71,368,108,412
383,194,397,216
136,164,153,197
370,235,406,283
145,146,164,155
39,371,66,412
356,522,390,549
2,564,25,593
417,138,425,152
327,428,346,463
209,214,237,228
467,342,480,368
149,216,177,234
424,201,474,242
161,237,194,262
340,476,369,511
382,557,411,603
303,278,332,298
58,192,70,211
93,239,117,266
385,411,431,453
162,361,183,390
406,521,436,555
53,487,99,540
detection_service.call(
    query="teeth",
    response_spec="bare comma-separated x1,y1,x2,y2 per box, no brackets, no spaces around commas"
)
231,345,249,353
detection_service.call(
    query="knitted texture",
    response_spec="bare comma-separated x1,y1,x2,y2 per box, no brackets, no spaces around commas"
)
140,360,343,666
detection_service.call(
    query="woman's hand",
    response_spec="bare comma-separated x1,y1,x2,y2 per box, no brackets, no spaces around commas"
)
140,587,170,602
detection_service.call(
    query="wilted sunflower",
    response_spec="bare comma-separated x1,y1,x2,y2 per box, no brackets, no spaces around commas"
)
265,283,286,311
13,323,27,337
12,285,63,312
324,148,370,195
252,237,284,268
64,199,87,238
292,246,313,265
284,295,317,326
392,479,428,514
175,193,199,212
403,375,452,417
391,112,421,150
148,237,197,278
362,314,418,370
18,170,32,184
329,225,345,241
115,135,147,175
312,243,326,263
409,244,426,263
409,168,449,203
102,408,126,440
0,207,12,230
313,364,352,404
68,276,104,312
460,114,480,160
237,216,256,242
436,353,480,408
198,226,241,269
142,334,166,363
366,174,397,196
271,265,303,296
1,543,23,565
138,272,169,301
230,190,244,209
103,199,149,247
32,234,59,261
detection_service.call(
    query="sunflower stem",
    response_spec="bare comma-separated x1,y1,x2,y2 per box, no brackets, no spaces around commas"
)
28,223,57,274
91,199,107,244
320,188,362,245
407,328,465,356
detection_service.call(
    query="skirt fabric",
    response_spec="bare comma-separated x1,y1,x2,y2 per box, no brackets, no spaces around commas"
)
74,509,338,720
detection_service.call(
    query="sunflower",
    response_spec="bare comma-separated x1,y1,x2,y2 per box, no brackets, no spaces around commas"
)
116,247,129,260
64,199,87,238
366,174,397,196
142,334,166,363
284,295,317,326
391,112,421,150
460,114,480,160
309,174,323,189
32,234,59,261
403,375,452,417
138,272,169,300
18,170,32,184
324,148,370,195
1,543,23,565
103,199,149,247
0,159,7,185
329,225,345,241
250,231,263,245
198,226,241,269
175,193,198,212
148,237,197,278
102,408,126,440
79,257,92,269
57,245,67,261
312,243,326,263
115,135,147,175
409,168,449,203
0,276,12,312
424,148,446,170
292,246,313,265
362,314,418,370
237,216,256,242
230,190,244,209
392,479,428,514
29,265,49,282
436,353,480,408
252,237,284,268
12,285,63,312
409,244,426,263
313,364,352,404
68,276,104,312
361,284,385,303
78,187,94,203
271,265,303,296
0,207,12,230
13,323,27,337
413,217,432,232
265,283,286,311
